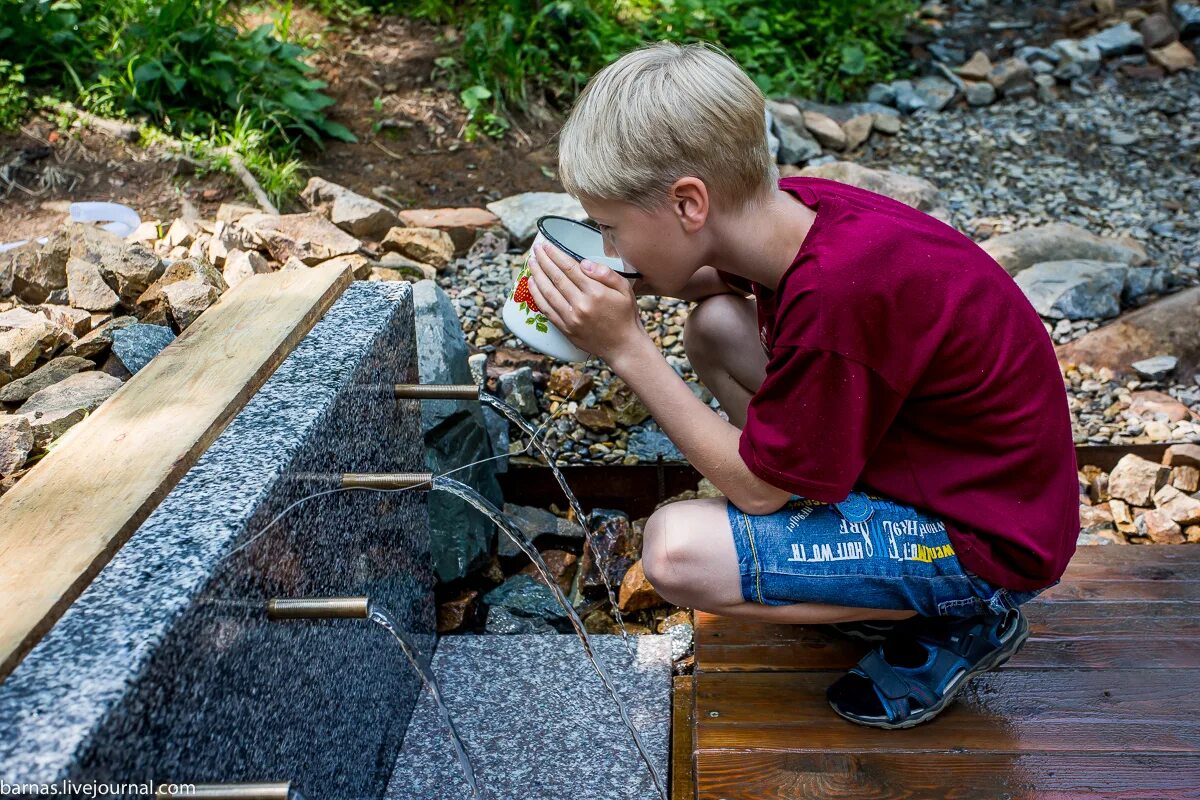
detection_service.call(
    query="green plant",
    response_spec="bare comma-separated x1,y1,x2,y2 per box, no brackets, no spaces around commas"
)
460,84,510,141
0,60,30,130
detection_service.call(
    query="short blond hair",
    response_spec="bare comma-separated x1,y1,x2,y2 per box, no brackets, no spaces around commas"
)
557,40,777,216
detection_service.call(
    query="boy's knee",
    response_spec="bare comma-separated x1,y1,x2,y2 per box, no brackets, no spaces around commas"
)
683,293,740,361
641,505,693,603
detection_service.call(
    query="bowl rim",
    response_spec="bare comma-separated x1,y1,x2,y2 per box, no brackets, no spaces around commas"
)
535,214,642,279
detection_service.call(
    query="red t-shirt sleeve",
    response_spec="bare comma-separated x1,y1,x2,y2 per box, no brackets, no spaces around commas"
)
738,347,905,503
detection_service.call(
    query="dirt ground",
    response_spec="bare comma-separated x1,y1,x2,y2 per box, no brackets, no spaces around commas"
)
0,12,562,243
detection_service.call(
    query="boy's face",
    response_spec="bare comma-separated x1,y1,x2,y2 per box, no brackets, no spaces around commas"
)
578,188,707,297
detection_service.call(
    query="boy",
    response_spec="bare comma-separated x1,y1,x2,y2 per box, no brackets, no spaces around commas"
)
526,41,1078,728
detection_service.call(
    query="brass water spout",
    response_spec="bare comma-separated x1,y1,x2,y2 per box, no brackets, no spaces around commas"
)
394,383,480,400
156,783,293,800
266,597,370,620
340,472,433,490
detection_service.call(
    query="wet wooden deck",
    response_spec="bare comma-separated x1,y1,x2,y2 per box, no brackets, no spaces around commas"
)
671,545,1200,799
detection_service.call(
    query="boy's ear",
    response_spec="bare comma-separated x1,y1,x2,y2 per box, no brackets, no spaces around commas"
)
670,177,709,231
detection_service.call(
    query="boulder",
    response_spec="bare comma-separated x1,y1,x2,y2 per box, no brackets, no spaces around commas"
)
68,224,165,307
957,50,993,80
1084,22,1145,56
207,221,256,267
1153,485,1200,525
65,257,120,311
300,177,400,239
497,366,538,418
618,559,666,613
382,227,456,269
0,313,73,379
765,100,823,165
1123,266,1170,305
575,508,636,599
890,80,929,114
966,81,998,106
1107,453,1170,507
980,222,1147,276
111,324,175,374
135,258,226,327
17,370,123,447
518,550,578,595
221,249,271,289
798,161,943,213
1136,508,1183,543
911,75,959,110
842,114,874,150
1140,12,1180,48
39,304,91,337
397,207,503,256
546,365,593,400
1013,260,1128,320
1165,443,1200,469
66,315,137,360
576,405,617,432
628,428,684,462
1056,287,1200,380
239,212,362,265
0,356,94,403
482,574,571,633
1149,40,1197,72
1052,39,1102,80
485,192,587,246
802,110,846,150
498,505,583,559
1131,357,1178,382
7,234,69,304
436,589,479,633
0,415,33,474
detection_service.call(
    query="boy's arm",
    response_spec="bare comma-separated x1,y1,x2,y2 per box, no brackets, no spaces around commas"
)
609,335,793,515
634,265,746,301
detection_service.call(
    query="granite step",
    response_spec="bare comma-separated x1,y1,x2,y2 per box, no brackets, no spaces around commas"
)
387,633,673,800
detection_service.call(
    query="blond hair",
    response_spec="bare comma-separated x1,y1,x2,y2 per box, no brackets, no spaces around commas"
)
557,40,777,216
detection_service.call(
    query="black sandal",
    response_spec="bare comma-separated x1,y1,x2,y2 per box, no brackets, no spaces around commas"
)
826,608,1029,729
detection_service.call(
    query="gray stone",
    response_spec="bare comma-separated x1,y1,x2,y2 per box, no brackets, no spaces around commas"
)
764,107,780,162
162,280,220,329
498,366,538,418
0,356,94,403
221,249,270,289
386,634,672,800
17,370,124,447
413,279,503,582
497,503,585,557
789,100,900,124
872,112,902,135
0,311,74,379
966,81,997,106
891,80,929,114
7,233,69,304
1052,39,1102,79
482,574,571,632
981,223,1148,276
65,257,120,311
1140,12,1180,49
1178,2,1200,37
628,428,684,462
765,100,823,164
1084,22,1145,57
1123,267,1170,304
912,75,960,111
484,606,558,634
867,82,897,105
301,176,400,239
111,324,175,374
0,414,33,474
1014,260,1128,320
485,192,588,246
1132,355,1178,381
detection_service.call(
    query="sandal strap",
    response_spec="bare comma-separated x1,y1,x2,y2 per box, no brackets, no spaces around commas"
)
857,649,917,701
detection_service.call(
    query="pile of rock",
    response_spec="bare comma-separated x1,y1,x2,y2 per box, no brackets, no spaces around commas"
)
1079,445,1200,544
871,2,1198,115
1066,361,1200,445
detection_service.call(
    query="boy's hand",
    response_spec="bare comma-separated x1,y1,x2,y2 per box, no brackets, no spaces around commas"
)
527,241,648,362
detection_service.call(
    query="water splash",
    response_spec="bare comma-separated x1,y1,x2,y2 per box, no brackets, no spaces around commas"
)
369,602,483,799
479,392,633,654
432,476,667,800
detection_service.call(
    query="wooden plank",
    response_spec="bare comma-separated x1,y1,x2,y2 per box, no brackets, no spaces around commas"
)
1039,579,1200,602
0,264,353,678
694,751,1200,800
1067,545,1200,565
693,670,1200,752
671,675,695,800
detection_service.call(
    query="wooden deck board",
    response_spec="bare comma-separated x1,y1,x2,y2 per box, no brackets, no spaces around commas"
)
682,545,1200,799
0,265,353,678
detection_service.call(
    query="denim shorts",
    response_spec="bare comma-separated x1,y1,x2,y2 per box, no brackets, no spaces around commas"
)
726,491,1053,618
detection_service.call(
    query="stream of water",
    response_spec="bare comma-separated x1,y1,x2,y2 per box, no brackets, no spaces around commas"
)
479,393,633,654
433,476,668,800
368,602,482,799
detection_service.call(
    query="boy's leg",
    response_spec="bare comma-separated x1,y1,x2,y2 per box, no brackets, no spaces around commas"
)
683,293,768,428
641,498,916,625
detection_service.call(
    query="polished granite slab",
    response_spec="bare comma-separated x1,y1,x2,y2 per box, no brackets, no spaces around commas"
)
0,281,434,800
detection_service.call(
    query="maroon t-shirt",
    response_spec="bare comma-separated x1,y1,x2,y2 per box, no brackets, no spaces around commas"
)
719,176,1078,591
